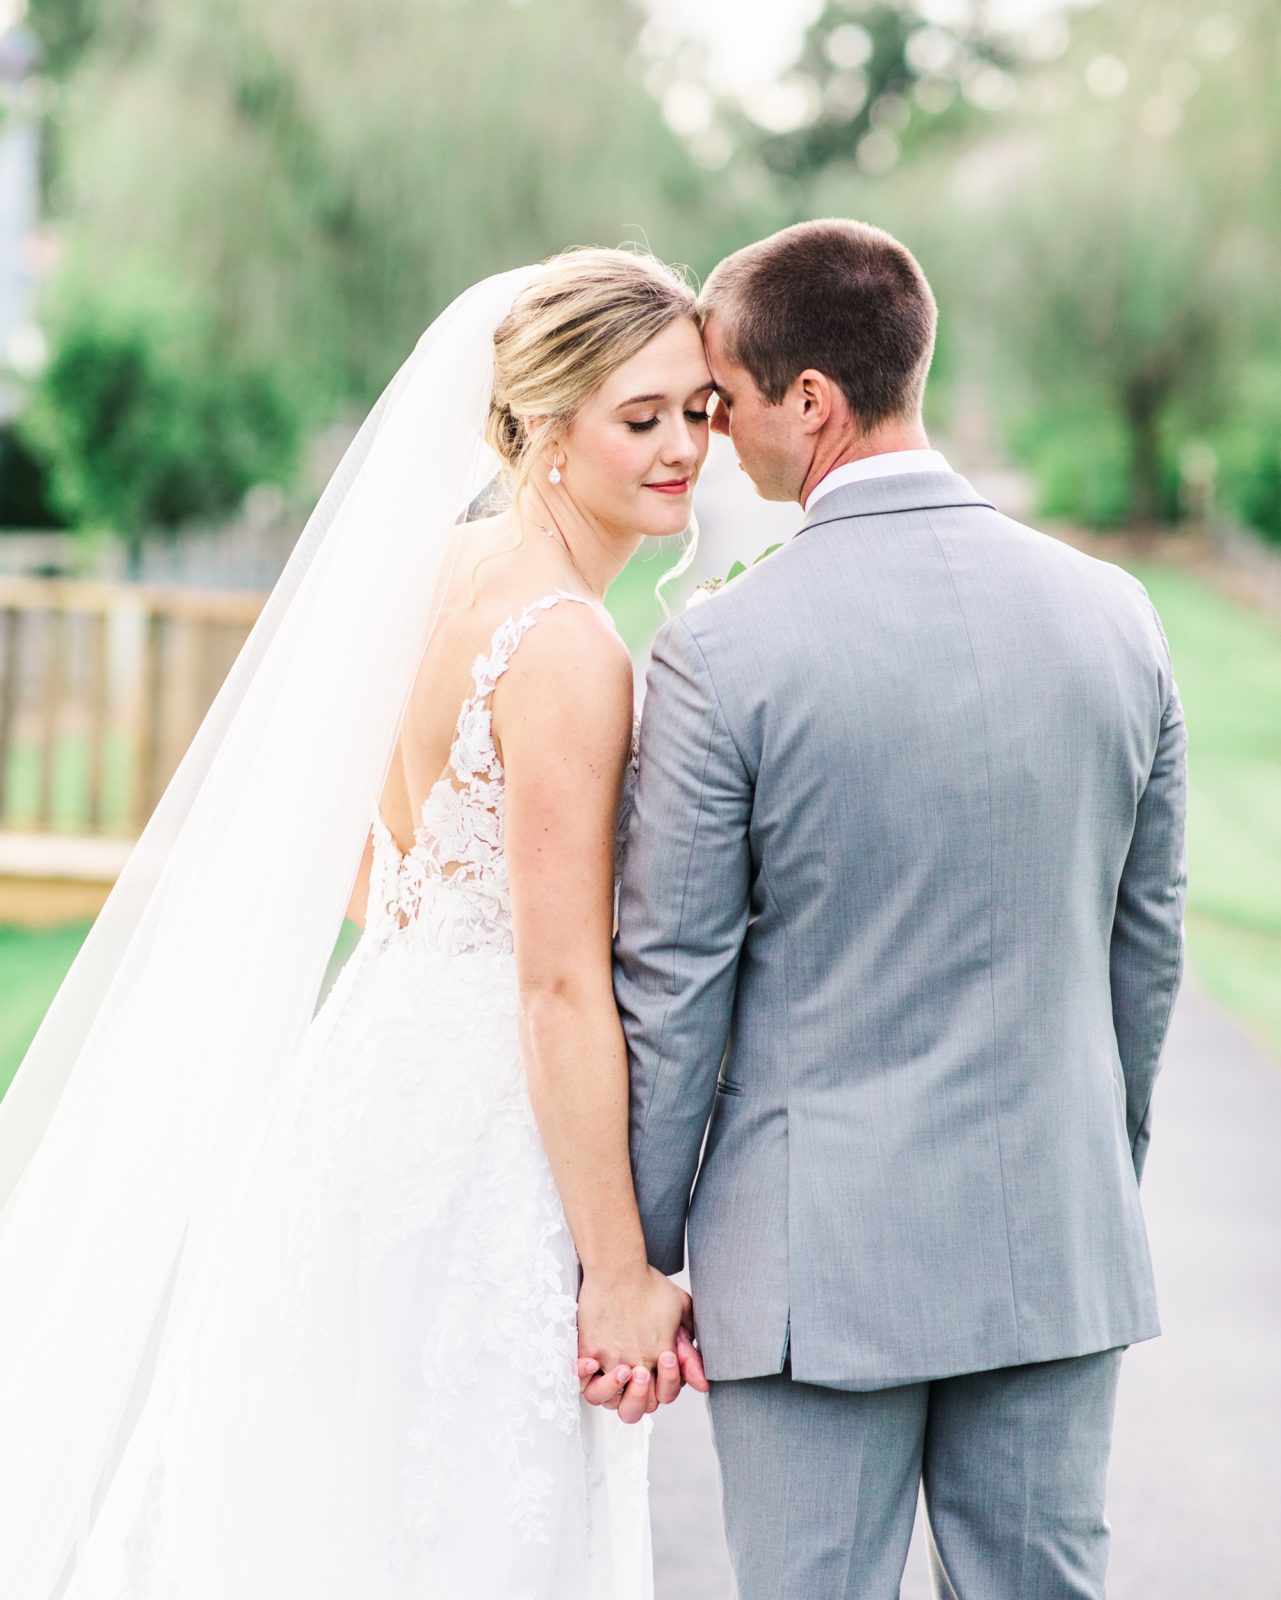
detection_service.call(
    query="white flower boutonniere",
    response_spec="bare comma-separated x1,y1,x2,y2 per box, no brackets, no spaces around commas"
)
686,543,784,608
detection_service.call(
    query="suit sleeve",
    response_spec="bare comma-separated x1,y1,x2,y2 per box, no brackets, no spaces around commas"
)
614,614,753,1274
1110,607,1188,1184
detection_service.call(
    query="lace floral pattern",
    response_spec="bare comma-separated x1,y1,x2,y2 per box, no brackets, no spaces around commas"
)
85,593,651,1600
365,590,629,959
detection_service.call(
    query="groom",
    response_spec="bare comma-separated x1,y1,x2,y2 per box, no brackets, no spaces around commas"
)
610,220,1187,1597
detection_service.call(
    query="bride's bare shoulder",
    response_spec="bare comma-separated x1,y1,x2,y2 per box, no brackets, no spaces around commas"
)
445,520,627,669
493,595,633,747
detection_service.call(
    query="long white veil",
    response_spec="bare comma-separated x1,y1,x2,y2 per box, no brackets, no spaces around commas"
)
0,264,541,1595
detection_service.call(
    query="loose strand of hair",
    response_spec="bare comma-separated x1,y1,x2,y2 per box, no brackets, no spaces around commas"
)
655,512,700,620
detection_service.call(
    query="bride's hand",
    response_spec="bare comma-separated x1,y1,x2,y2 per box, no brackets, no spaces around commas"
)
576,1265,704,1421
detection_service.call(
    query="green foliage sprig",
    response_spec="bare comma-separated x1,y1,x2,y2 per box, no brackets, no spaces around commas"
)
688,543,784,605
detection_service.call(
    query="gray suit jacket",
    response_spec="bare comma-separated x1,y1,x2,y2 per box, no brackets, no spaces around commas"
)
614,471,1187,1388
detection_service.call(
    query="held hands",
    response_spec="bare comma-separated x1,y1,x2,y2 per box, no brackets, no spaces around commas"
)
576,1264,709,1424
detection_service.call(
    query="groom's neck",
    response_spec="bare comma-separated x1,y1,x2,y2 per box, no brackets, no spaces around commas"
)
798,416,931,507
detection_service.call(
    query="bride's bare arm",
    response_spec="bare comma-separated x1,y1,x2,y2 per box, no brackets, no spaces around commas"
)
497,604,698,1421
344,830,373,928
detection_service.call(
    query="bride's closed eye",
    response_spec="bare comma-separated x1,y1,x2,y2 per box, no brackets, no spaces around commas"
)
625,410,711,433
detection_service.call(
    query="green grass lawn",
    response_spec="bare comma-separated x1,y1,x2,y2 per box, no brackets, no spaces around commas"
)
0,920,92,1099
2,558,1278,1097
1128,563,1281,1058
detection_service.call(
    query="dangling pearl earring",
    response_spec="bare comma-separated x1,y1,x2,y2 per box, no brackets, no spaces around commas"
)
548,452,562,486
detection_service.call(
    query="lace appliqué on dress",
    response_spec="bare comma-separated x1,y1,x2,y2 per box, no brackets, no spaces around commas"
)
366,591,602,959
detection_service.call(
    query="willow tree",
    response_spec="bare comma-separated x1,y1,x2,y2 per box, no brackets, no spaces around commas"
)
982,0,1279,529
22,0,732,547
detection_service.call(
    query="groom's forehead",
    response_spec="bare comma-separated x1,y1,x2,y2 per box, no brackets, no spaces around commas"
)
702,314,728,359
701,317,736,385
703,346,755,407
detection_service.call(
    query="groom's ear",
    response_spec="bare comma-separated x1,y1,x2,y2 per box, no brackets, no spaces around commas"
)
793,369,845,434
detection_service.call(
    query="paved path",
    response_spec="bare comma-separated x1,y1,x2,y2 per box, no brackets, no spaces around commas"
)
646,451,1281,1595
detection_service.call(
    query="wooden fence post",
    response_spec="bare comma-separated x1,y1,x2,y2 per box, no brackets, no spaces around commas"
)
36,609,66,829
86,610,110,832
133,609,166,834
0,608,20,823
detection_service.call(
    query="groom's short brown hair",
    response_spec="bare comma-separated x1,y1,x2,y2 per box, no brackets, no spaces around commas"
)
699,219,937,428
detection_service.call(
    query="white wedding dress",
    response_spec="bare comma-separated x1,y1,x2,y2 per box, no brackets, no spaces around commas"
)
65,590,652,1600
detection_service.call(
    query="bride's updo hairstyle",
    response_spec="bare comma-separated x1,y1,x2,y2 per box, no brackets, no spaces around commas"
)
486,247,697,510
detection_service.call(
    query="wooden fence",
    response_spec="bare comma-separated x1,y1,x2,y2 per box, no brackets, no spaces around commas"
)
0,577,265,922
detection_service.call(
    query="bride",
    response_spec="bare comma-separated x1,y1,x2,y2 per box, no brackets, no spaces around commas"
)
0,248,715,1597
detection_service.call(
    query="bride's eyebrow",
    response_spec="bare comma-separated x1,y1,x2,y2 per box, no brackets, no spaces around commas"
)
614,383,715,411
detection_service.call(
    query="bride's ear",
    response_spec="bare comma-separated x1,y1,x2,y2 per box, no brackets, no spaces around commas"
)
524,415,560,456
523,417,565,484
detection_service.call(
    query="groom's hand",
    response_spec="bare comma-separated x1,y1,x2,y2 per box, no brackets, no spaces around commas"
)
674,1321,709,1394
648,1320,701,1409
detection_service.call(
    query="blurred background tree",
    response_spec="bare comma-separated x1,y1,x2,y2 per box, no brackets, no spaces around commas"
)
5,0,1280,549
980,0,1281,534
641,0,1279,539
16,0,751,559
22,0,95,82
736,0,1011,189
21,266,298,573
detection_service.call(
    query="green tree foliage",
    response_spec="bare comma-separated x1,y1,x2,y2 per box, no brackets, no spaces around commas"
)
699,0,1279,539
20,268,297,572
742,0,1008,187
41,0,721,412
698,2,1031,443
978,0,1280,531
23,0,100,83
990,143,1238,526
1211,362,1281,541
24,0,1280,548
0,424,66,528
22,0,733,550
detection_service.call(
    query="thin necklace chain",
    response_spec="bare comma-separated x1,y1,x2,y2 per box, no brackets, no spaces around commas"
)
540,521,604,602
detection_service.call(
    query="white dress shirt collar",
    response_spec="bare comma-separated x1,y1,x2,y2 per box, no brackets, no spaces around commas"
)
804,449,952,514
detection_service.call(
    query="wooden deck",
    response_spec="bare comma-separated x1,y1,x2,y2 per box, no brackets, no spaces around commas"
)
0,829,133,924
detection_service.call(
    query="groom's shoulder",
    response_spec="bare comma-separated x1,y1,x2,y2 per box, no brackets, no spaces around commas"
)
644,553,796,720
985,510,1174,671
999,512,1161,612
661,537,800,658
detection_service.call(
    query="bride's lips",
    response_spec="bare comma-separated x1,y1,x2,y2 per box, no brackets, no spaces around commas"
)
644,478,691,496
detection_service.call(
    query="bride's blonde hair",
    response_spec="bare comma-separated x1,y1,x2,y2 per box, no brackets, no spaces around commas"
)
486,246,698,511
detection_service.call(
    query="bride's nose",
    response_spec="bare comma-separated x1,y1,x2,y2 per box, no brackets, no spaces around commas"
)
662,418,702,470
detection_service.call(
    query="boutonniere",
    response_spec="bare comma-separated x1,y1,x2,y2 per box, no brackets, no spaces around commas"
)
687,543,784,607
